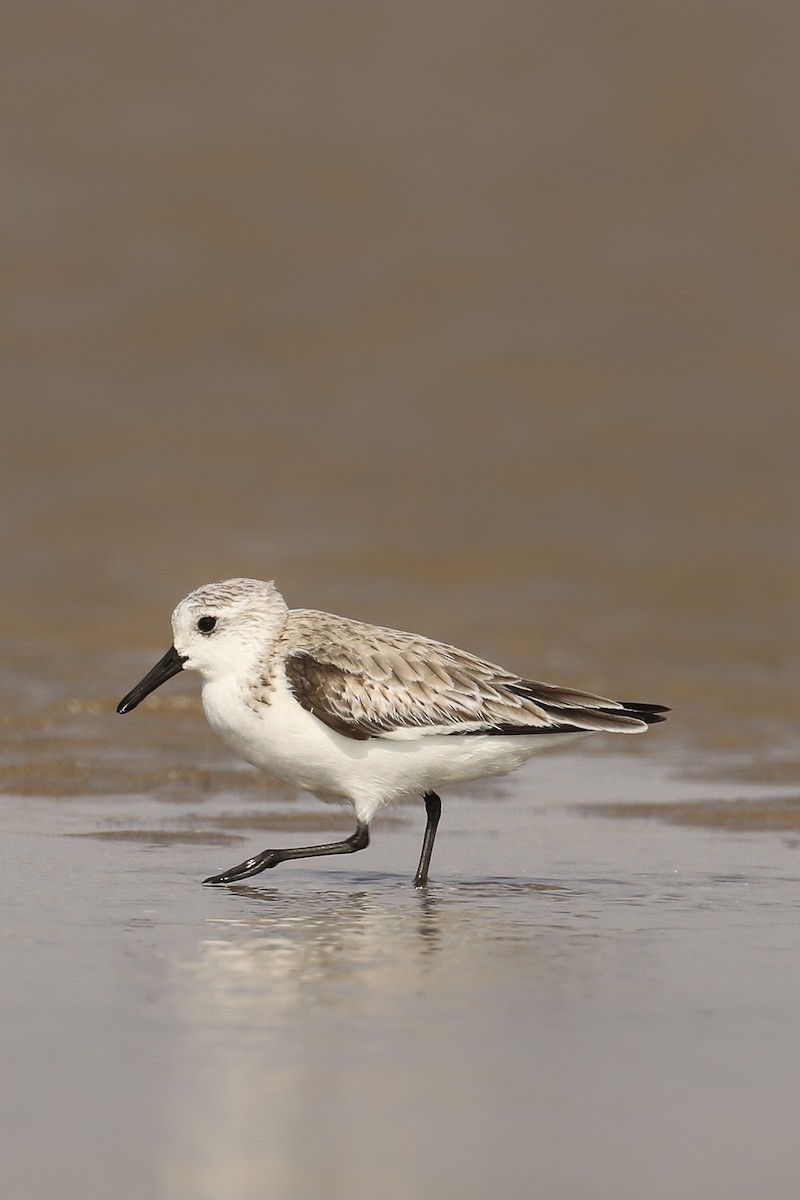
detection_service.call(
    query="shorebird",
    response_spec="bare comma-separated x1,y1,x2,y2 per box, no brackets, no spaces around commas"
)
117,578,668,886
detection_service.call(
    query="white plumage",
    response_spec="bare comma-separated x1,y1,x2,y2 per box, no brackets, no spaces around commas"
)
118,577,667,886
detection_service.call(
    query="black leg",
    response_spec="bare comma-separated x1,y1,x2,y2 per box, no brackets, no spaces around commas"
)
203,821,370,885
413,791,441,887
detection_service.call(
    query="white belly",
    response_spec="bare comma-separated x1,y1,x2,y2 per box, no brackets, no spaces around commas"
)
201,673,589,823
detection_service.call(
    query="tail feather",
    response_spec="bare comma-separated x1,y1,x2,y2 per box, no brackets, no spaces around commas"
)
496,682,670,736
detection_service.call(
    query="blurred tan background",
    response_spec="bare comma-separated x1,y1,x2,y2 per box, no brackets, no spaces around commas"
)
2,1,798,760
4,9,800,1200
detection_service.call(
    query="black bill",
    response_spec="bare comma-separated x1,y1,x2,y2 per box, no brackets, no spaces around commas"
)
117,645,187,714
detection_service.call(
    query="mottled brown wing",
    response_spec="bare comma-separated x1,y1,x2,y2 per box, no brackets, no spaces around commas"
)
284,653,377,740
280,609,665,741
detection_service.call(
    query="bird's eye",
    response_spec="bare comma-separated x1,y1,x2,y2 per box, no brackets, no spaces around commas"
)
197,615,217,634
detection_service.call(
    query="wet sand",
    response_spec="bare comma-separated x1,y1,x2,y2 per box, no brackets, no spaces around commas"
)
2,4,800,1198
4,758,800,1200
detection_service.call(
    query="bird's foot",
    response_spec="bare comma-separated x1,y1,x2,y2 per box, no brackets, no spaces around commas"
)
203,849,282,885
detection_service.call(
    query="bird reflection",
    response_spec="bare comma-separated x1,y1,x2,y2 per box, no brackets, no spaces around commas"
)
185,879,447,1016
157,873,596,1199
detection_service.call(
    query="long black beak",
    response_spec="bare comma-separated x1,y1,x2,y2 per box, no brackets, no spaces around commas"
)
117,645,187,714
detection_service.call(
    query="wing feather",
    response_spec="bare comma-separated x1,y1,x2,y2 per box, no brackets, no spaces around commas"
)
279,609,667,742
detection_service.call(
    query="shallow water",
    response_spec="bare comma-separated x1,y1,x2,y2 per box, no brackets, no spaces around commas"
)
2,4,800,1199
4,761,800,1200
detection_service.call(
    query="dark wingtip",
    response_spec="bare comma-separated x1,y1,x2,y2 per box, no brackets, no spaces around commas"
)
618,701,670,726
639,712,668,725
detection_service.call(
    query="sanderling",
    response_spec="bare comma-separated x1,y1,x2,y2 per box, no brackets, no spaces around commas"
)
117,577,668,886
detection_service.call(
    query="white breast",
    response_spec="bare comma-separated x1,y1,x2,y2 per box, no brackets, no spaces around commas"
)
201,671,589,824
